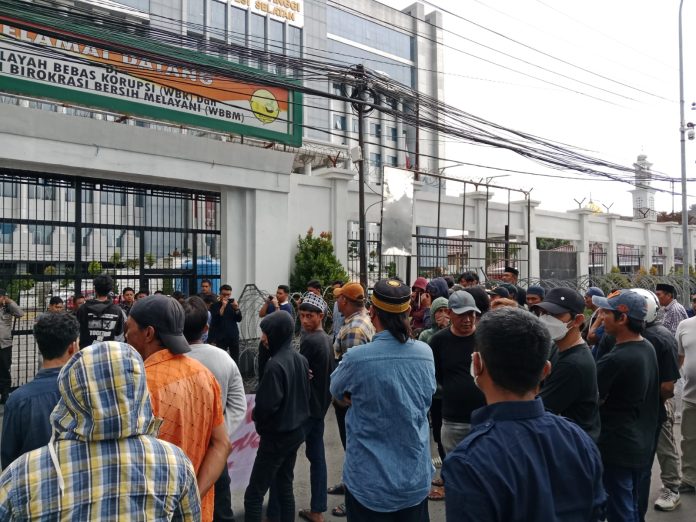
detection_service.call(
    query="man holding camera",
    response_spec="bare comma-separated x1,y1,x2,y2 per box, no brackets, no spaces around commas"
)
208,284,243,364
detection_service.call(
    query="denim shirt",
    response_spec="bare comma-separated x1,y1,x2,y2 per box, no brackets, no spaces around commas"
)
330,330,436,512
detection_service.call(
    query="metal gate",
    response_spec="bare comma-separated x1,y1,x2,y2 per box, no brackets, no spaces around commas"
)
0,168,221,386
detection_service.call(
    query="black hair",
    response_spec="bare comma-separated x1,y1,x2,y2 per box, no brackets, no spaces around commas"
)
460,271,479,283
203,294,217,305
307,279,322,290
278,285,290,294
443,276,454,288
373,306,411,343
33,312,79,360
136,289,149,296
93,274,113,297
476,308,551,395
48,296,63,306
610,310,645,334
182,296,208,343
73,293,85,301
331,280,344,287
201,278,212,285
464,286,490,314
220,284,232,292
122,287,134,294
172,291,185,300
153,290,163,295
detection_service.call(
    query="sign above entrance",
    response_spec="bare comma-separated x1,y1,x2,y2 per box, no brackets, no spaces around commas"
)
0,11,303,146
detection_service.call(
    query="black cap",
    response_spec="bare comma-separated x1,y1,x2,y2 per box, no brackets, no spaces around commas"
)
371,278,411,313
129,295,190,354
486,287,509,298
504,266,519,276
532,288,584,315
499,283,518,297
656,283,677,298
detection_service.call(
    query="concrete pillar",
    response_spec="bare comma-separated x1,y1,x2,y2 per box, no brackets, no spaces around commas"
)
570,209,592,278
220,187,255,292
606,214,621,271
643,221,654,273
522,199,541,279
315,168,356,267
668,225,679,274
470,191,491,275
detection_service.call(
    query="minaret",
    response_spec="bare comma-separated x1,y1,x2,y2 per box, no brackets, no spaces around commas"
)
630,154,657,221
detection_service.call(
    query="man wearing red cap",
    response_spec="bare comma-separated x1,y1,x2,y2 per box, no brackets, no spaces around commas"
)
409,277,430,332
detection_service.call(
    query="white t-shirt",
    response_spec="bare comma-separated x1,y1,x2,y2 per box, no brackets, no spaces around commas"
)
677,317,696,404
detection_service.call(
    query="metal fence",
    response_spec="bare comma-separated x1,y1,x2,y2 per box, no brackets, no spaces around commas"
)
0,168,221,386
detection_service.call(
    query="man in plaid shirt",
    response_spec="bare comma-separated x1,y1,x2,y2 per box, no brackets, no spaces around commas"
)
0,341,200,520
656,284,688,336
328,282,375,517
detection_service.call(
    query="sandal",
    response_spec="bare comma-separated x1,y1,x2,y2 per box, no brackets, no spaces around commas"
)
431,477,444,487
298,509,324,522
327,483,345,495
428,486,445,501
331,503,347,517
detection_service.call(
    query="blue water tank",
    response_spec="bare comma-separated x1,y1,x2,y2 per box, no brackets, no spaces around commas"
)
178,258,221,295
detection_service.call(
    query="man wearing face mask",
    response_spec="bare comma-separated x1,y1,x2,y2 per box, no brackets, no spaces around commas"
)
532,288,601,442
441,308,606,521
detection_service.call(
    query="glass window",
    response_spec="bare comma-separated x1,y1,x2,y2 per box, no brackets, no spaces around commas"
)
327,40,413,87
249,14,265,50
327,6,413,60
82,228,93,247
369,152,382,166
389,127,397,141
352,118,359,132
100,191,126,205
332,82,344,96
387,155,397,166
230,6,246,63
287,26,302,58
333,115,347,130
28,225,54,246
210,0,227,40
66,188,94,203
106,229,125,248
188,0,204,32
109,0,149,10
135,191,146,208
28,183,56,200
269,20,284,55
370,122,381,137
0,223,15,244
0,181,17,198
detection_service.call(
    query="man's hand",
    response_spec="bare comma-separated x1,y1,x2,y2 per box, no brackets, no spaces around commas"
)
231,299,239,311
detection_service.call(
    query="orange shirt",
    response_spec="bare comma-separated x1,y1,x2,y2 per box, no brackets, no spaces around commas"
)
144,349,224,522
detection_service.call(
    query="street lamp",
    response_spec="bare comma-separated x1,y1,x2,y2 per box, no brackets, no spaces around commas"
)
679,0,691,301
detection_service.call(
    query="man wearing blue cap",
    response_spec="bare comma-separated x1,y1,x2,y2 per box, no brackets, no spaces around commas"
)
582,287,605,356
593,290,660,522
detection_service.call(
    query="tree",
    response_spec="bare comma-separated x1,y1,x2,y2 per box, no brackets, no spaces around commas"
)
87,261,103,276
109,251,123,268
144,253,156,268
536,237,572,250
289,228,348,292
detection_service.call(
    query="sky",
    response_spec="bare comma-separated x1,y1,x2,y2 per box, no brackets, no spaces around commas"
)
381,0,696,216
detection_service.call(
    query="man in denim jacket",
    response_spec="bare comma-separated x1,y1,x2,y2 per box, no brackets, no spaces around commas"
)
330,278,436,521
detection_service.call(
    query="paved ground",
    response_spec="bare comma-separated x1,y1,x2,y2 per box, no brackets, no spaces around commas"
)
1,404,693,521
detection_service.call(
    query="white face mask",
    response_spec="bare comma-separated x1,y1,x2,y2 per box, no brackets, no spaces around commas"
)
539,314,572,341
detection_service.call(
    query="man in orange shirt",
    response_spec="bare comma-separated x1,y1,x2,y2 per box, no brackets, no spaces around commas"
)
127,294,230,522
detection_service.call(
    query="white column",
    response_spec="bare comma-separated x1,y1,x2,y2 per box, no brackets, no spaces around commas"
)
607,214,620,271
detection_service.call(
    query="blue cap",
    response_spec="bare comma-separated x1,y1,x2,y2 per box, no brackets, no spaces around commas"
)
527,285,545,298
585,287,605,298
592,290,647,320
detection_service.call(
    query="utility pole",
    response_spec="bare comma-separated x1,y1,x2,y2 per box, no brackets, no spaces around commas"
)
679,0,691,301
350,65,372,290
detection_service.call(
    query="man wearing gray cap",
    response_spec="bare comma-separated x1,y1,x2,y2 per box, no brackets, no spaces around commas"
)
533,288,600,441
429,290,486,453
126,294,230,522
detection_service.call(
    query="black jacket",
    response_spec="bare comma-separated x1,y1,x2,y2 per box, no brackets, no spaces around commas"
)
76,298,124,348
253,312,310,435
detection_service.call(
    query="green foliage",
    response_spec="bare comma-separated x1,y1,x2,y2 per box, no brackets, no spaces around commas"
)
144,253,156,268
5,276,34,301
87,261,103,276
536,237,572,250
162,278,174,295
126,259,139,270
599,266,630,294
43,265,57,276
289,228,348,292
384,261,397,278
109,251,123,268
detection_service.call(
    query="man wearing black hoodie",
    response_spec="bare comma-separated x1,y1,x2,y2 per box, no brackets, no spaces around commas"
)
76,274,126,348
244,311,311,522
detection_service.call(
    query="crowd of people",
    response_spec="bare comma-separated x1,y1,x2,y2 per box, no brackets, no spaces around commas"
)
0,268,694,521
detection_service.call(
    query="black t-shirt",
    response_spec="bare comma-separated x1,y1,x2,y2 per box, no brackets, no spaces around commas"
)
539,341,601,441
299,329,333,419
429,328,486,423
596,339,660,469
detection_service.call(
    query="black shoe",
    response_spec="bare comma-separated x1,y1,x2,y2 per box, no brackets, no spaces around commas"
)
679,483,696,494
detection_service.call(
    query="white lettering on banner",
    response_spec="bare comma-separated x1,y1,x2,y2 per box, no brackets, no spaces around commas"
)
227,394,261,492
